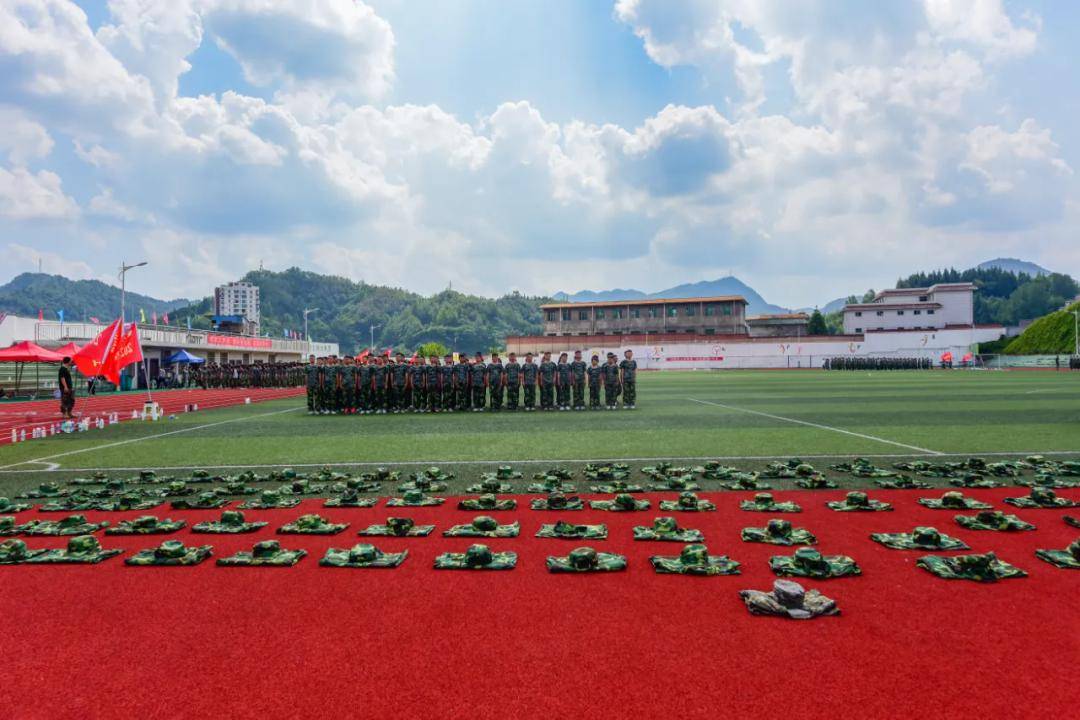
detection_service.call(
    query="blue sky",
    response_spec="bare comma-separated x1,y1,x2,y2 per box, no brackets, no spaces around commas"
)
1,0,1077,307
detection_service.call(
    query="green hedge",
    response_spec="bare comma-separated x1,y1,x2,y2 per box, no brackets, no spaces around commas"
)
1003,301,1079,354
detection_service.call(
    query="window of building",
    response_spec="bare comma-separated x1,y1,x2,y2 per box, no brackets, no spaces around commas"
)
854,328,862,333
722,305,732,316
631,308,641,318
685,305,697,317
667,307,677,318
547,333,556,337
854,311,862,317
596,309,606,319
595,331,605,335
561,309,571,321
612,330,623,335
612,308,624,319
913,310,921,315
927,309,935,315
704,328,715,335
704,305,715,316
897,310,905,315
876,311,884,316
918,295,928,302
648,307,659,319
546,311,557,322
578,310,589,321
578,332,588,336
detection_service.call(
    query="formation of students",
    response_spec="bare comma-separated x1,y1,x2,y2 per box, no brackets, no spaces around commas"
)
305,349,638,414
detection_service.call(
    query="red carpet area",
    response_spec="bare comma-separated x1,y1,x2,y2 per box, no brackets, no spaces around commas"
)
0,487,1077,719
0,387,304,445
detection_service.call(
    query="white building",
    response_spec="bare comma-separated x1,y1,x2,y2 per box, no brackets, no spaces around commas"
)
214,281,261,335
842,283,976,334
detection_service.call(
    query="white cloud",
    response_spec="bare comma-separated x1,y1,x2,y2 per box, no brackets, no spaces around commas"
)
923,0,1038,58
6,242,95,279
0,165,78,220
0,106,54,164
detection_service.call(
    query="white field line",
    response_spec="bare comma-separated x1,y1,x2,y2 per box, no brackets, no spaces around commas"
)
0,406,301,471
688,397,945,456
2,450,1079,475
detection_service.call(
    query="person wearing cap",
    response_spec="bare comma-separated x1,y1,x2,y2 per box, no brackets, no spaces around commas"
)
441,353,456,412
471,352,488,411
619,349,637,410
587,354,603,410
602,352,621,409
58,357,75,419
538,352,556,410
521,352,538,411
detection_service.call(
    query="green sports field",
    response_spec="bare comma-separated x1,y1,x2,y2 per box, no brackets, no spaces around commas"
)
1,370,1077,494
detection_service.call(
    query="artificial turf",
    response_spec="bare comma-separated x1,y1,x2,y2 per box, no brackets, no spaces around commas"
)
1,370,1078,495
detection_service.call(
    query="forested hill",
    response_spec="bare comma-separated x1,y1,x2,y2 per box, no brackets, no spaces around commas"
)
896,267,1079,326
0,273,191,321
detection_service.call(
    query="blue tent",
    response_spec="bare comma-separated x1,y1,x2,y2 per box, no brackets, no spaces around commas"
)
167,349,205,364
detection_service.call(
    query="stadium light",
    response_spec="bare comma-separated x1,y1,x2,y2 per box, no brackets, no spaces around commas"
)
1073,309,1079,356
119,260,148,324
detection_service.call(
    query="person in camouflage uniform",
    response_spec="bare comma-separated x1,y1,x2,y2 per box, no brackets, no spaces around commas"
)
740,493,802,513
424,356,440,413
555,352,572,410
371,355,389,414
827,491,892,512
471,352,488,411
487,353,505,411
305,354,318,414
522,352,538,411
504,352,521,411
341,357,356,414
440,353,456,412
454,352,472,411
538,352,556,410
602,352,621,409
587,354,602,410
570,350,587,410
355,356,371,414
619,349,637,409
388,353,407,413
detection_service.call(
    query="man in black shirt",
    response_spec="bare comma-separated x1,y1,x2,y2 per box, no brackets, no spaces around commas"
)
58,357,75,419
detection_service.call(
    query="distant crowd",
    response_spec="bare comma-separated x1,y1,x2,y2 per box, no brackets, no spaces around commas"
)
159,362,306,389
305,350,638,414
824,357,936,371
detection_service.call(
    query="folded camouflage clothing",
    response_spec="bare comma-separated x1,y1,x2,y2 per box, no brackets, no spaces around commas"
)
327,478,381,494
532,467,574,481
873,476,930,489
917,491,993,510
718,473,772,491
215,481,259,496
92,494,167,512
536,520,607,540
955,511,1035,532
947,474,1006,489
795,476,840,489
658,492,715,512
26,535,122,564
386,489,445,507
0,538,47,564
530,492,584,511
769,548,861,579
278,514,348,535
1014,475,1079,489
486,466,523,480
1067,516,1080,529
633,516,704,542
1003,488,1079,509
740,493,801,513
173,492,231,510
191,510,268,534
870,526,969,551
590,493,651,512
238,490,302,509
157,481,196,497
17,482,69,499
650,544,740,576
443,516,520,538
0,497,31,513
434,543,516,570
642,464,697,479
916,552,1026,582
589,481,645,494
760,460,817,479
323,489,378,508
359,467,400,484
126,540,213,566
106,516,186,535
826,491,892,512
583,463,631,482
699,462,741,480
1034,538,1080,570
412,466,455,482
217,540,307,567
357,517,434,537
739,579,838,619
741,519,817,546
321,543,408,568
22,514,110,536
527,477,578,494
397,478,449,493
276,479,327,496
646,475,701,492
0,516,35,535
829,458,899,478
465,479,515,494
458,494,516,511
892,461,957,478
547,546,626,573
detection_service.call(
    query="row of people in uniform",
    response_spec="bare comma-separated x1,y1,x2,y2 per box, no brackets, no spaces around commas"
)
305,349,638,414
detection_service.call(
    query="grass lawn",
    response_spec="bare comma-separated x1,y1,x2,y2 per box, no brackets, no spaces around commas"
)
1,369,1077,494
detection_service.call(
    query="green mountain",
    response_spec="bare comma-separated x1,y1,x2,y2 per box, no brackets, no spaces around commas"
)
976,258,1051,276
1003,301,1079,355
554,276,789,315
0,272,192,322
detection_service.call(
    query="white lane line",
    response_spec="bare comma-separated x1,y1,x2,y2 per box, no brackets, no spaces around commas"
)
688,397,944,456
3,449,1078,475
0,406,301,471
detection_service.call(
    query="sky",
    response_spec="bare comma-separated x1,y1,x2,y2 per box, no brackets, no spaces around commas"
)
1,0,1078,308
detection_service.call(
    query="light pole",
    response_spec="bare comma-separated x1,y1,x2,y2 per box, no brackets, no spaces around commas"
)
1073,309,1079,357
119,260,147,323
303,308,318,355
370,324,381,353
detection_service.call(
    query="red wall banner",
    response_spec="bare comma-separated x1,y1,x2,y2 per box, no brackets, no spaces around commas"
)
207,334,273,349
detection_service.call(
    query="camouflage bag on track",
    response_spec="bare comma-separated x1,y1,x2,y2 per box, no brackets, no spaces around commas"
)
26,535,122,564
386,489,445,507
826,491,891,512
458,494,516,511
546,546,626,573
646,475,700,492
870,526,969,551
633,516,704,542
739,579,838,619
530,492,584,511
434,544,516,570
357,517,434,537
22,514,109,536
829,458,900,478
277,514,348,535
527,477,577,494
0,538,47,564
0,497,31,513
17,482,69,499
794,475,839,490
106,516,186,535
126,540,212,566
589,481,645,494
1003,487,1079,509
590,493,650,512
465,478,515,494
323,488,378,508
741,519,817,546
917,491,993,510
217,540,307,567
948,474,1005,489
536,520,607,540
740,493,801,513
320,543,407,568
916,552,1026,582
173,491,231,510
443,516,520,538
873,476,930,490
650,543,739,576
718,473,772,491
658,492,715,512
1034,538,1080,570
955,511,1035,532
769,547,860,579
191,510,267,534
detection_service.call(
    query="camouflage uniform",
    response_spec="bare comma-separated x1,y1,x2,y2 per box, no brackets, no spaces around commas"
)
586,361,602,409
769,548,861,579
1003,487,1080,509
739,579,839,619
192,511,268,534
601,358,621,408
619,356,637,408
386,489,445,507
340,362,355,413
22,514,110,536
217,540,307,566
390,360,409,412
443,516,520,538
555,358,571,410
454,357,472,411
538,358,556,410
651,544,740,575
504,358,521,410
590,493,650,512
658,491,715,512
106,516,186,535
487,359,504,411
869,526,969,550
0,539,47,564
954,510,1035,532
458,494,516,511
471,357,488,410
25,535,122,564
916,552,1026,582
440,357,456,411
570,357,587,410
238,490,301,510
536,521,607,539
917,491,992,510
357,361,372,414
277,514,348,535
425,360,440,412
547,547,626,573
357,517,434,537
126,540,212,566
740,493,801,513
741,518,817,545
324,489,378,508
1034,539,1080,569
372,361,389,413
826,491,892,512
321,544,408,568
530,492,584,511
305,362,318,413
434,544,516,570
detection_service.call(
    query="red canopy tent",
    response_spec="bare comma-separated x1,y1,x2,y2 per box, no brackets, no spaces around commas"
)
0,341,65,398
54,342,82,357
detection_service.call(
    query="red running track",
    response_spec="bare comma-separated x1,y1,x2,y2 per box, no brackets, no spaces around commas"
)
0,388,304,445
0,487,1077,719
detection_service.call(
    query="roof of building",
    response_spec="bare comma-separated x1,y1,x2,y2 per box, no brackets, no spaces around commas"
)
844,302,943,311
541,295,746,310
747,313,809,322
875,282,976,299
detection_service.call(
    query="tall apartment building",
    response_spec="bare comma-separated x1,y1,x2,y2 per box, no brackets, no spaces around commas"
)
214,281,261,335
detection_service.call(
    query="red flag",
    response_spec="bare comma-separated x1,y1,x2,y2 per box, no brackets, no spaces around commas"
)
941,351,953,362
73,318,121,379
89,316,101,324
101,323,144,384
162,312,169,325
151,311,157,325
962,352,973,362
38,308,44,321
357,349,370,360
409,352,419,365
